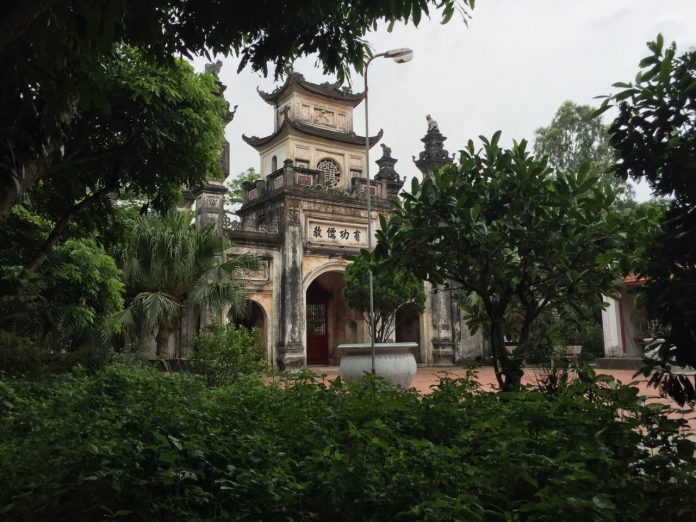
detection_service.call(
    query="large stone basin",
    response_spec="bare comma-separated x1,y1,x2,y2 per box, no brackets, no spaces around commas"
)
337,342,418,388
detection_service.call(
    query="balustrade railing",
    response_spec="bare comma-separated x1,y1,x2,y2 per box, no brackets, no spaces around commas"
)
241,161,390,203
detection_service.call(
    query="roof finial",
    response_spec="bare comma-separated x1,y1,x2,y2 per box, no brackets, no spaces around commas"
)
414,116,452,178
375,143,404,197
205,60,223,78
426,114,439,131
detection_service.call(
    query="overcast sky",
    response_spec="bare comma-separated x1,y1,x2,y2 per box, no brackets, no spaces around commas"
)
191,0,696,202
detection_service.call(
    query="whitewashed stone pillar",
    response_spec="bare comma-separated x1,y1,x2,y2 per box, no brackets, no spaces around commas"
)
430,283,455,365
602,295,623,357
277,204,306,370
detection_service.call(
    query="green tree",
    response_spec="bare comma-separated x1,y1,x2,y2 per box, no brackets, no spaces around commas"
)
533,101,636,360
190,321,268,387
0,206,124,351
226,167,261,207
377,133,630,390
2,45,227,286
0,0,473,221
0,201,142,345
598,36,696,403
534,100,634,200
120,211,258,357
342,250,425,343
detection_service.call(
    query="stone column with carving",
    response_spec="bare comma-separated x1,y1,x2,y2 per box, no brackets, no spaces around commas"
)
175,60,236,359
176,181,230,356
413,115,453,180
374,143,405,199
193,180,227,230
414,116,456,365
276,202,306,370
429,283,455,365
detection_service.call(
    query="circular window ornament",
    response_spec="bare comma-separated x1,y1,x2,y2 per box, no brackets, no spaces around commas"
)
317,158,341,188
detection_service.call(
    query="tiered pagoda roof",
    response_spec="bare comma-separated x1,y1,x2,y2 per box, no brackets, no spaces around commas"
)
242,113,382,151
257,72,364,107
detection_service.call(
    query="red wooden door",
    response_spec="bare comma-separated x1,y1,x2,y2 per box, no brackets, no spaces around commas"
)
306,282,330,365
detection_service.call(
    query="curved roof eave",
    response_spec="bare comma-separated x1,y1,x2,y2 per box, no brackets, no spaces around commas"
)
257,73,364,107
242,116,382,150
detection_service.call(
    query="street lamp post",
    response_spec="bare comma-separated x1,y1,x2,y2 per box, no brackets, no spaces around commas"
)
363,48,414,375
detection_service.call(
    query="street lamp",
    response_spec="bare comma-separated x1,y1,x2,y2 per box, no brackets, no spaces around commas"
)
364,47,414,375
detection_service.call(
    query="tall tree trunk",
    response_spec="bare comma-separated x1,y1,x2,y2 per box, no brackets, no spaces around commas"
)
491,319,524,392
489,320,507,389
155,325,176,358
500,359,524,392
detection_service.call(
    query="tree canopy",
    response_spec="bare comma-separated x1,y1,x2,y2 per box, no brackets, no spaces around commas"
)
534,100,633,200
0,0,473,221
377,133,630,390
227,167,261,207
599,36,696,403
6,46,229,285
0,46,230,352
119,211,258,357
0,214,125,352
0,200,129,349
342,250,425,343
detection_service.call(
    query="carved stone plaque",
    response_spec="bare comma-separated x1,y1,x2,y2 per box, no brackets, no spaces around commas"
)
294,145,309,159
258,223,279,234
298,174,313,186
313,107,336,127
234,258,271,285
305,216,372,249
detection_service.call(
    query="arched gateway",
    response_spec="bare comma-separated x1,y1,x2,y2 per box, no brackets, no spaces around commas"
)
229,299,268,356
304,267,363,366
196,71,486,370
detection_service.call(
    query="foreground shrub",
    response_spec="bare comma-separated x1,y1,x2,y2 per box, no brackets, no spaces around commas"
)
0,330,110,378
0,364,694,521
189,321,267,386
0,330,49,377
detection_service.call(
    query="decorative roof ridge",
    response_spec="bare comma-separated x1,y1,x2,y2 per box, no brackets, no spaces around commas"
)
242,114,382,149
257,72,364,106
375,143,401,182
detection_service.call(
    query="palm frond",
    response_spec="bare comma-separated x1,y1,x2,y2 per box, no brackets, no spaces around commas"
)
106,307,137,347
130,291,181,330
121,210,256,332
187,281,248,317
220,252,261,275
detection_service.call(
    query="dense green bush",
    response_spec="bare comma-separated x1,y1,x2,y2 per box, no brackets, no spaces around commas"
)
525,312,605,364
0,330,110,378
0,363,694,521
0,330,50,377
189,321,268,387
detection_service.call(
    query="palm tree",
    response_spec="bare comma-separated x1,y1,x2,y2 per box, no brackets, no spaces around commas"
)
120,211,258,357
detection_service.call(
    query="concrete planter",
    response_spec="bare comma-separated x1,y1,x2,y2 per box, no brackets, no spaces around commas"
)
337,342,418,388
